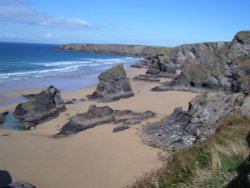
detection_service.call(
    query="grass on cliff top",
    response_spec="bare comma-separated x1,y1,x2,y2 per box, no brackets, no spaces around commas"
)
235,55,250,62
129,114,250,188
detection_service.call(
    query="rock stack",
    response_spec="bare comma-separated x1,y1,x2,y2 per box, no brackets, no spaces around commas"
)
88,64,134,102
14,85,66,129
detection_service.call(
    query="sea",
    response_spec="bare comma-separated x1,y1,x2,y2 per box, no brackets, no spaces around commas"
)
0,42,140,104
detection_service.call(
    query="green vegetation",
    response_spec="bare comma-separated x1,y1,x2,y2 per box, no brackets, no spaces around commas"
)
129,114,250,188
235,55,250,62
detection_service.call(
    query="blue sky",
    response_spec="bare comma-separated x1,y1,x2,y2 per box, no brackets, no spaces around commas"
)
0,0,249,46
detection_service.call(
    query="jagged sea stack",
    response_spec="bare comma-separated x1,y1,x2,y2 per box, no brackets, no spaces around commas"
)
88,64,134,102
14,85,66,129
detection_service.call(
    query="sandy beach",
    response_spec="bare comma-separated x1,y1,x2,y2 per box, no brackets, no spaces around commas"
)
0,67,198,188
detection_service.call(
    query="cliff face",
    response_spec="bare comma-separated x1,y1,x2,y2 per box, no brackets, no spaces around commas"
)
59,41,228,58
59,43,173,56
59,42,230,74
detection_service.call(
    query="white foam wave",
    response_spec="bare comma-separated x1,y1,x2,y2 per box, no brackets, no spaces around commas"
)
35,57,139,68
0,57,140,81
0,65,80,79
39,60,93,67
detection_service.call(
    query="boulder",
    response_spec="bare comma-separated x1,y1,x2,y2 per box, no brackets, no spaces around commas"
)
0,111,8,125
57,105,155,136
88,64,134,102
141,92,244,149
0,170,12,187
14,86,66,129
64,99,75,105
112,125,130,133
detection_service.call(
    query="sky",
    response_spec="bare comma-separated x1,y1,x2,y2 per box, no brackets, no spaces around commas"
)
0,0,250,46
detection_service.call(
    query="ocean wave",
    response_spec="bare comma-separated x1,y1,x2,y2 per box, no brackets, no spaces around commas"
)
0,65,81,79
34,57,139,68
87,57,140,65
38,60,93,67
0,57,140,82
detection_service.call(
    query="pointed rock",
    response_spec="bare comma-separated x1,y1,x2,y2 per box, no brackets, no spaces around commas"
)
88,64,134,102
14,85,66,129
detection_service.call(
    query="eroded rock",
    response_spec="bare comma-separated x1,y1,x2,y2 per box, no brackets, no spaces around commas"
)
57,105,155,136
57,105,114,136
152,31,250,93
133,74,160,82
143,55,177,78
14,86,66,129
152,59,233,92
88,64,134,102
141,92,244,149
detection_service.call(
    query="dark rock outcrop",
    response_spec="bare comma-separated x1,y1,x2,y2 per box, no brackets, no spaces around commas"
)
112,125,130,133
133,74,160,82
57,105,155,136
14,86,66,129
141,92,245,149
88,64,134,102
114,110,155,125
152,60,231,92
144,55,177,78
0,170,12,187
64,99,77,105
57,105,114,136
0,170,35,188
0,111,8,125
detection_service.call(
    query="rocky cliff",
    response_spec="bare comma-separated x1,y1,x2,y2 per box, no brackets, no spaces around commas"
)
151,31,250,93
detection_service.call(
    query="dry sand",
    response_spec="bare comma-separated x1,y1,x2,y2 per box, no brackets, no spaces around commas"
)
0,68,198,188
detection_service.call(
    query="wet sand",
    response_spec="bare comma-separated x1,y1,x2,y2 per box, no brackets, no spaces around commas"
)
0,68,198,188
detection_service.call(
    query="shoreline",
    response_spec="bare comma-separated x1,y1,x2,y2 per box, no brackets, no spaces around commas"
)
0,67,198,188
0,63,136,106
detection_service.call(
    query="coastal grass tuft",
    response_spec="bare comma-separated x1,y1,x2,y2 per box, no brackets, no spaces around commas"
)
128,114,250,188
235,55,250,62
